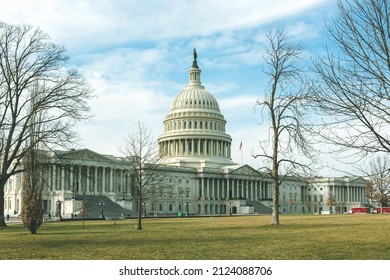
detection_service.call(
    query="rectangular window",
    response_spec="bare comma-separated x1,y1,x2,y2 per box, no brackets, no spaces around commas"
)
169,204,173,212
159,203,163,211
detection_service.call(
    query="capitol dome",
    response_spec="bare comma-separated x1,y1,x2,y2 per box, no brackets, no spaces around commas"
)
158,50,235,168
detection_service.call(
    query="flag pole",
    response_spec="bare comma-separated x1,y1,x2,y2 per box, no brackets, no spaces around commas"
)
239,141,243,165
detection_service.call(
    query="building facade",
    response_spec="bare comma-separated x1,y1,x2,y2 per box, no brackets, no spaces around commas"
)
3,53,367,219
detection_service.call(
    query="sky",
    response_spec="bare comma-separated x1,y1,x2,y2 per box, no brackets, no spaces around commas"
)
0,0,353,176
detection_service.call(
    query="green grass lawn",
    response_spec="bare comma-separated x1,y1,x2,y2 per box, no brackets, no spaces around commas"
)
1,214,389,260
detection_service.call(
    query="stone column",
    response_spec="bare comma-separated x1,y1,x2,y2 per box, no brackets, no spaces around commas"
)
109,168,113,192
201,178,205,198
226,179,230,199
78,166,82,193
217,179,220,199
70,166,74,193
85,165,91,194
52,164,57,191
102,167,106,194
211,179,215,199
61,166,65,191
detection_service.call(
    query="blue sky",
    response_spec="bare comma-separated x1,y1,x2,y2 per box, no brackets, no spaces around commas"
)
1,0,350,176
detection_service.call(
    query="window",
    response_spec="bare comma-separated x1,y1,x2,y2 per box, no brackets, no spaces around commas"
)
169,204,173,212
159,203,163,211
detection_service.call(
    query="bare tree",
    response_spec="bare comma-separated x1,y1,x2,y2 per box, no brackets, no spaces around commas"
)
21,88,48,234
0,22,91,227
21,149,48,234
254,27,315,225
79,193,87,228
312,0,390,160
326,193,336,214
364,155,390,213
120,121,164,231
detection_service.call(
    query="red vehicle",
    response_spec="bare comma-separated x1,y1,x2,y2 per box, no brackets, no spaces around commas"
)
351,207,369,214
376,207,390,214
352,207,390,214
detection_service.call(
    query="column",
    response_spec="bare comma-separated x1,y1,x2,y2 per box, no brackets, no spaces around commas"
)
61,166,65,191
70,166,73,193
94,167,98,194
201,178,205,199
78,166,82,193
109,168,114,192
102,167,106,194
86,166,90,194
52,164,57,191
211,179,215,199
227,179,230,199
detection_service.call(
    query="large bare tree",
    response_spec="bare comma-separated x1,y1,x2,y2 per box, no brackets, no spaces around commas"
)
121,121,164,231
312,0,390,160
254,28,315,225
0,22,91,227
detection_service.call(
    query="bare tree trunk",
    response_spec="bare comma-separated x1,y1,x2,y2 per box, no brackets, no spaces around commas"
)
271,127,280,225
0,181,5,228
137,195,143,230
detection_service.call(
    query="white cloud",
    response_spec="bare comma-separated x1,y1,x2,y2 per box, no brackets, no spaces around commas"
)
0,0,328,51
0,0,347,176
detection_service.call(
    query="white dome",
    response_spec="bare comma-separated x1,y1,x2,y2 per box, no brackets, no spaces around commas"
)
170,86,220,112
158,51,235,168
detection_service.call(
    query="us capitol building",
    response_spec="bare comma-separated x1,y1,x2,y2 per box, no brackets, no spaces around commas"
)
3,52,367,219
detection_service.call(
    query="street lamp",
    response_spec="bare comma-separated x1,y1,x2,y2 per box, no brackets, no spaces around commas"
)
228,200,232,216
179,189,184,215
142,202,148,217
99,200,105,219
185,202,191,216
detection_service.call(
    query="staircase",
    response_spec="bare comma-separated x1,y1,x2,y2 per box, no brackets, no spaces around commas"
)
246,200,272,215
74,195,135,219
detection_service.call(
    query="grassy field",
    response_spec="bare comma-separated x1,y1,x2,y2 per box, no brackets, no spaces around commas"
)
1,214,389,260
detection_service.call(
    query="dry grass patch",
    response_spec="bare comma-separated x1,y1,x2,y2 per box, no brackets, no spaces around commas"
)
1,214,389,260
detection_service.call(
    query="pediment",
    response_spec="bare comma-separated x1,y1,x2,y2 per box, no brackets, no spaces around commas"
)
58,149,115,163
349,176,367,185
228,164,262,176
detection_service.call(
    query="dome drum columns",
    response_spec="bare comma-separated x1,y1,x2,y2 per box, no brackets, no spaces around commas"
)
159,138,231,158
